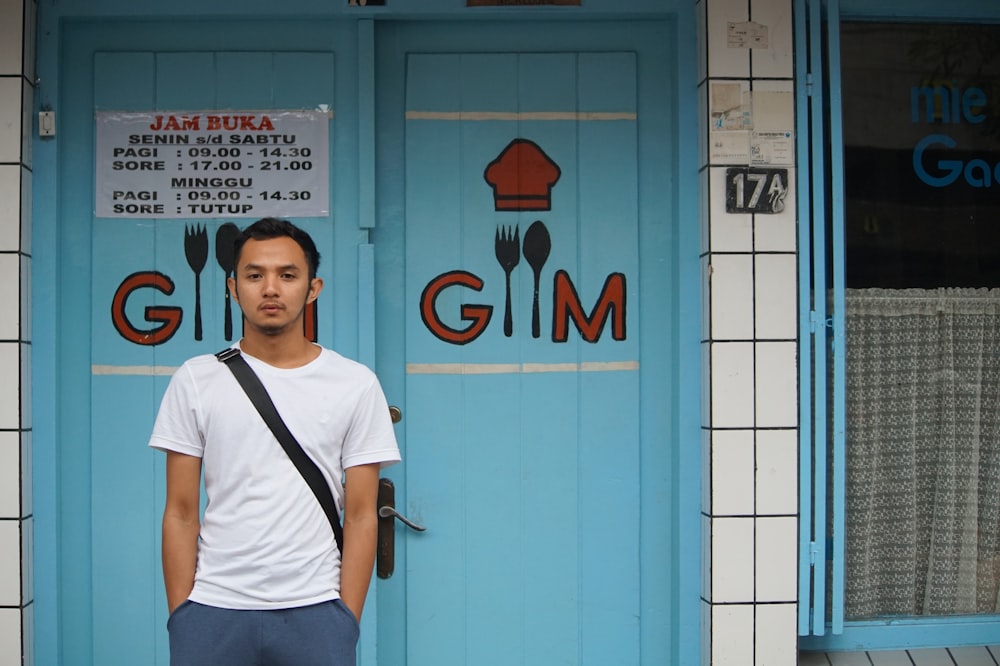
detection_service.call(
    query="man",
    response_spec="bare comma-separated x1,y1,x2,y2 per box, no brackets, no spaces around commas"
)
150,218,400,665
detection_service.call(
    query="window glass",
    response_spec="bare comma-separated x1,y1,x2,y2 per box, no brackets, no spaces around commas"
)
842,22,1000,288
840,22,1000,620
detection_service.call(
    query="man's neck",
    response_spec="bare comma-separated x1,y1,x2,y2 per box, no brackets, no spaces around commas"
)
238,331,320,368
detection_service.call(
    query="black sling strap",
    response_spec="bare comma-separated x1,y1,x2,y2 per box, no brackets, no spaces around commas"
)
215,347,344,553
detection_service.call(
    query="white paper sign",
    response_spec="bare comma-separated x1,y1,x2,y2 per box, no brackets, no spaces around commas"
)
751,130,795,166
728,21,769,49
95,110,330,219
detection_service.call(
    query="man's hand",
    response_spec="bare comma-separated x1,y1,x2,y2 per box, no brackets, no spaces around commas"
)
162,451,202,613
338,463,380,621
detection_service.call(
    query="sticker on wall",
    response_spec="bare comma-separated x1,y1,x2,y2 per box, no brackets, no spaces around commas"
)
420,137,627,345
727,21,769,49
94,110,330,219
709,82,752,163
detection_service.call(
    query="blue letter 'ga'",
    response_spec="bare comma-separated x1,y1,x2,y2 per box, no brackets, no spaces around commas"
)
913,134,961,187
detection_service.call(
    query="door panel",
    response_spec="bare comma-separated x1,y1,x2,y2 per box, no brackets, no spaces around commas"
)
57,22,348,664
375,22,678,666
403,51,641,666
90,48,338,663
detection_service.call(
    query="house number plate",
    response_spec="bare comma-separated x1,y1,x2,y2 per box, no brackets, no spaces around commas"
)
725,167,788,214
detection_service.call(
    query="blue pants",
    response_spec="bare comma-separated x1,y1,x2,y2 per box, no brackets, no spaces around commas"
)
167,599,359,666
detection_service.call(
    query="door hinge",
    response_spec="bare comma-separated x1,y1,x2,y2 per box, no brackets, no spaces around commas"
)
806,73,814,97
808,310,835,333
809,541,820,565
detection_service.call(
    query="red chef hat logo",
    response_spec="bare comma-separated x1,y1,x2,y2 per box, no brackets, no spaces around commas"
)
484,139,561,211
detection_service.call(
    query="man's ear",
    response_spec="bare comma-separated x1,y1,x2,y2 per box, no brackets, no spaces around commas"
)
227,276,239,304
307,277,324,304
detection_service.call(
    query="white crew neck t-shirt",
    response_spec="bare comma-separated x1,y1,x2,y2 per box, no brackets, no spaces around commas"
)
149,345,401,610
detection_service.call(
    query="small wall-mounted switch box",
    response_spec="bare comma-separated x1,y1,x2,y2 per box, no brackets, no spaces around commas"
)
39,111,55,137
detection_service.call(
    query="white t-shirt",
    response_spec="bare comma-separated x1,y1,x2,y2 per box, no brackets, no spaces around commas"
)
148,345,401,610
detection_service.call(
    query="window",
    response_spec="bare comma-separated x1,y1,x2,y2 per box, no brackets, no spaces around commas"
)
840,22,1000,622
799,6,1000,650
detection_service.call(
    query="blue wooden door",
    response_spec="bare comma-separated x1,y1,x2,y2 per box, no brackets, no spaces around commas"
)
51,18,694,666
55,21,355,665
373,22,684,665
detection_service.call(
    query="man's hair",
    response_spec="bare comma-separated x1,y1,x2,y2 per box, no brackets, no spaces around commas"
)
233,218,321,280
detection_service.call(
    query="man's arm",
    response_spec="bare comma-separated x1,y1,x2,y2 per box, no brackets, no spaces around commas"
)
339,462,380,621
162,450,203,613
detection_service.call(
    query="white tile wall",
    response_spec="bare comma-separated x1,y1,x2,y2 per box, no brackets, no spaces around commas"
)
755,516,797,602
754,254,797,340
754,342,797,428
702,428,712,513
712,604,755,666
697,0,707,84
19,432,30,518
0,1,23,76
753,171,796,252
20,166,30,255
710,167,753,252
0,78,21,161
711,517,755,603
19,255,29,342
0,608,20,666
702,254,712,339
0,343,19,429
711,429,755,516
22,0,34,85
749,0,794,79
20,78,31,168
755,603,797,665
0,522,19,606
711,254,755,340
751,81,794,126
19,342,29,430
2,4,32,665
0,432,18,518
702,342,713,428
711,342,755,428
706,0,750,78
699,82,709,171
20,602,31,666
0,166,19,252
755,429,797,516
0,254,19,340
703,0,798,663
701,599,713,665
20,517,31,605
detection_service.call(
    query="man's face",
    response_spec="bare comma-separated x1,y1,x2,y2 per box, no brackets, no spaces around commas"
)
228,236,322,337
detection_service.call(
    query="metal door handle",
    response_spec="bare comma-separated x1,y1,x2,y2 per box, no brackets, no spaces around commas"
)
378,505,427,532
376,478,426,579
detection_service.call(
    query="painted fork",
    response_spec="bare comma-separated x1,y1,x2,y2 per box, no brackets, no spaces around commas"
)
494,225,520,337
184,224,209,341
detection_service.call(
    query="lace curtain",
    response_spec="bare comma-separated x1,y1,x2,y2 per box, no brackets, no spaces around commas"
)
844,288,1000,619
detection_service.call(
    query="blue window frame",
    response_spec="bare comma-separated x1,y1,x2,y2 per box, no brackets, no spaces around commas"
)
797,0,1000,651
